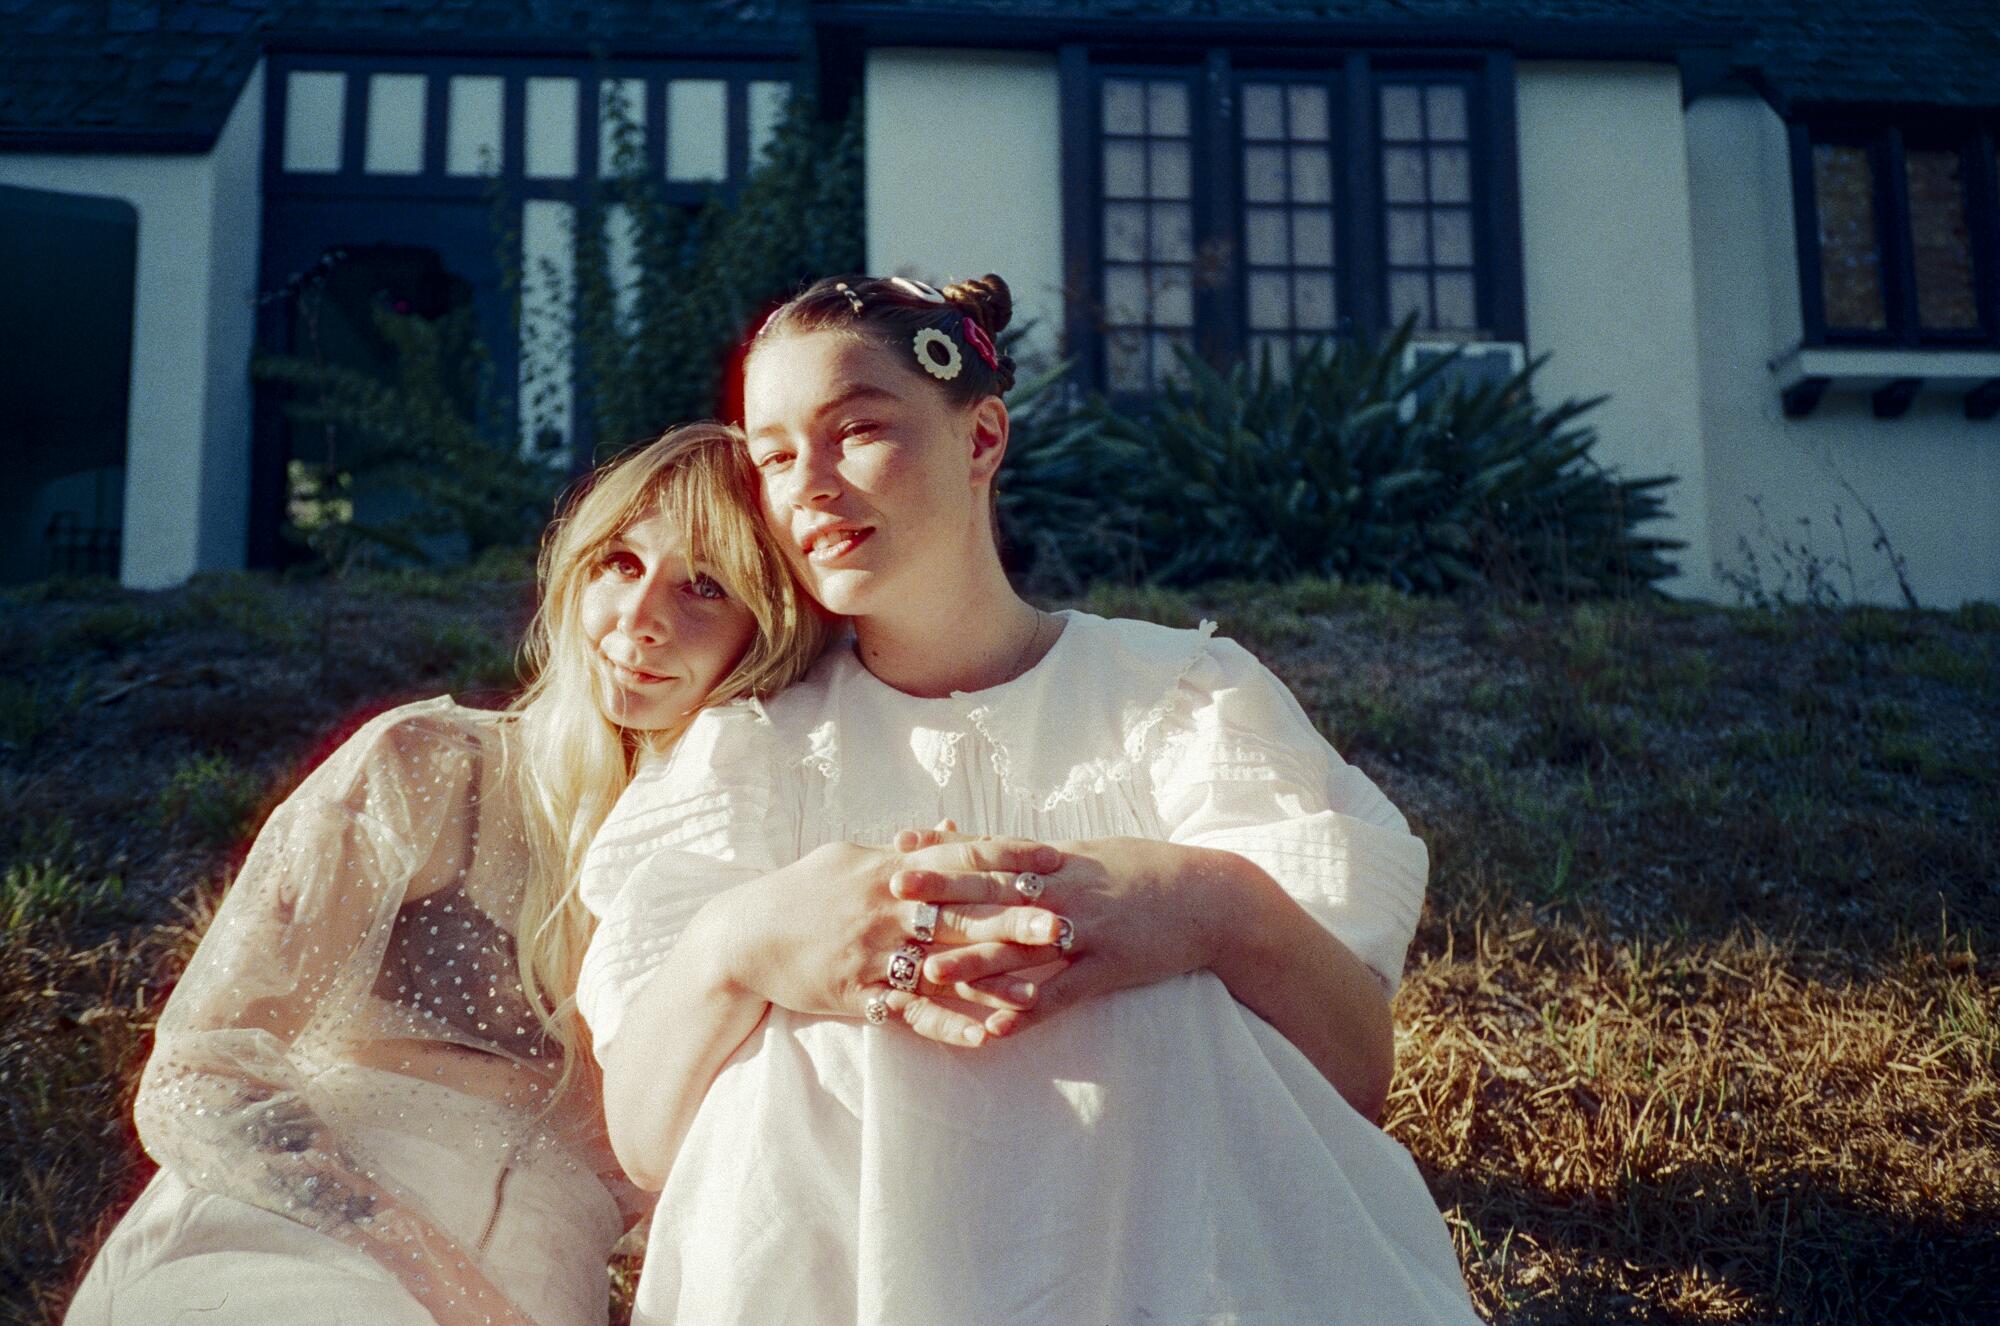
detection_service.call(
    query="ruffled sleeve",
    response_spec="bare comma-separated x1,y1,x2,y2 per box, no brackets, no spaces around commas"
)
575,703,786,1050
1147,637,1428,996
133,704,523,1312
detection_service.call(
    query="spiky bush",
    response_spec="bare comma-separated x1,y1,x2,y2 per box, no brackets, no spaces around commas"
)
1002,326,1681,598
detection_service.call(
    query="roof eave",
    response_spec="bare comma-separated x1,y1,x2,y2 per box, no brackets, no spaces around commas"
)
809,3,1747,63
0,127,218,155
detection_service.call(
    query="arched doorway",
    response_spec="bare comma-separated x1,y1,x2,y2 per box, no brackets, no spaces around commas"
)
255,243,484,567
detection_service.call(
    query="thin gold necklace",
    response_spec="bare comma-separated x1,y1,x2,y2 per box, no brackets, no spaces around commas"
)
1002,606,1048,683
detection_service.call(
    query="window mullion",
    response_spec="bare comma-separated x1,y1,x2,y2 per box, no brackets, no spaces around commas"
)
1343,52,1382,343
1059,45,1100,393
1965,128,2000,338
1880,126,1920,345
1199,49,1241,367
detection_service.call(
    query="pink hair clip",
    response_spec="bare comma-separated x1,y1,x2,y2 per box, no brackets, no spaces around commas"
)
959,314,999,371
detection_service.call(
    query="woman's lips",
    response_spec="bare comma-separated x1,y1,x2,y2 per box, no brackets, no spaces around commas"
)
806,526,872,565
607,659,672,687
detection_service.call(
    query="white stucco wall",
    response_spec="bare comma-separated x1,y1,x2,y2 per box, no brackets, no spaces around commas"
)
0,62,265,588
1685,93,2000,608
864,49,1064,371
1516,62,1716,598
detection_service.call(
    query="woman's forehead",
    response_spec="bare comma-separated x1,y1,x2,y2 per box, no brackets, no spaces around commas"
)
745,332,916,427
609,505,691,556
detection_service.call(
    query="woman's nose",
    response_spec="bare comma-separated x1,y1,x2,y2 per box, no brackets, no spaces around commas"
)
789,439,842,507
618,578,672,644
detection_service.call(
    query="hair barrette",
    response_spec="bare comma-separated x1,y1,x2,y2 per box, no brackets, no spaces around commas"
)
834,281,865,315
889,276,948,305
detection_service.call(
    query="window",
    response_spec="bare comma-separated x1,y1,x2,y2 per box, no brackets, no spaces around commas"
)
1794,119,2000,346
1100,74,1199,391
1073,53,1520,394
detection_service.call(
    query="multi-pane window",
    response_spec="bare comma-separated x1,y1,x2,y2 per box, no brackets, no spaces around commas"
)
1798,121,1998,345
275,64,792,187
1100,75,1198,392
266,57,794,463
1380,81,1478,333
1084,57,1512,395
1241,80,1339,373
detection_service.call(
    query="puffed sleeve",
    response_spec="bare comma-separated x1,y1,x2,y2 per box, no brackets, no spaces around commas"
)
575,705,783,1051
1148,637,1428,997
133,707,515,1303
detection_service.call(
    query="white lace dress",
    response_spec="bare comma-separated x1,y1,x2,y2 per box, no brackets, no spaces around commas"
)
69,700,638,1326
579,612,1480,1326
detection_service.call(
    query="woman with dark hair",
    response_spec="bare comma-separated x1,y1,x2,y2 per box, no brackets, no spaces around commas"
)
578,275,1481,1325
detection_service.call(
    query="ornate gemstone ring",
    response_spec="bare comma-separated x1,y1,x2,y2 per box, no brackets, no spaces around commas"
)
887,943,925,992
1054,917,1076,955
864,992,891,1025
912,902,940,945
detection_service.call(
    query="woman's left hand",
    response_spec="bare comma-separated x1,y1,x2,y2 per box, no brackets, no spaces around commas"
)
893,831,1228,1023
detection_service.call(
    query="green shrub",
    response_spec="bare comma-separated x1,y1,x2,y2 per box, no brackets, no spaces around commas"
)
2,821,125,933
0,675,86,752
576,97,865,455
254,303,555,570
155,753,265,847
1003,324,1680,598
414,620,517,693
172,571,310,649
71,602,157,652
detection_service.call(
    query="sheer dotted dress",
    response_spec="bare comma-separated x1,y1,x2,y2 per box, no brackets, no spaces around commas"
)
70,699,641,1326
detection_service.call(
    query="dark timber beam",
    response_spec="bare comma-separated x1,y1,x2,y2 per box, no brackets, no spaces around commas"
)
1781,375,1830,418
1871,377,1923,419
1966,378,2000,421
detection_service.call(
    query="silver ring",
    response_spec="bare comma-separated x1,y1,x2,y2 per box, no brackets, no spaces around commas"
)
887,943,924,992
864,992,891,1025
1054,916,1075,954
911,902,940,945
1014,871,1045,901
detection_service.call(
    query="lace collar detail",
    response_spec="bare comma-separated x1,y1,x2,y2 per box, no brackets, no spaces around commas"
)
767,611,1220,811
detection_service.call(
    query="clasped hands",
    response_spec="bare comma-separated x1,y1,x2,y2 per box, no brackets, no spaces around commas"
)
719,822,1225,1051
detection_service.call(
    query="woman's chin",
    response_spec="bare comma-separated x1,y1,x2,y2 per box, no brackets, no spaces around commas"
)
804,566,880,619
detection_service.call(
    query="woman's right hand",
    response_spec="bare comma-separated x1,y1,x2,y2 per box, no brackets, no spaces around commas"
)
712,836,1067,1047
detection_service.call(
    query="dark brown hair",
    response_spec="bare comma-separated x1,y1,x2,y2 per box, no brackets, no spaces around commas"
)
750,272,1018,404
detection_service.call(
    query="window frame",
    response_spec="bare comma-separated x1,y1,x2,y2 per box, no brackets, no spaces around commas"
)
263,51,798,205
1790,112,2000,350
1062,43,1524,398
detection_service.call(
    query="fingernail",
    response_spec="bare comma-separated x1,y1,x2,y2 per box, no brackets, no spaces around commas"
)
1008,980,1036,1002
962,1026,985,1046
1034,916,1056,942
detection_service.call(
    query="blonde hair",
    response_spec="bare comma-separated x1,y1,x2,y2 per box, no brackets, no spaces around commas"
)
506,422,828,1091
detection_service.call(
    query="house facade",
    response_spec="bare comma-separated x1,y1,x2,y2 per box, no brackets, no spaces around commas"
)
4,1,1997,604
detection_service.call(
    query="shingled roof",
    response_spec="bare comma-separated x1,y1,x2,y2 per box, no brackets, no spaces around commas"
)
0,0,807,150
2,0,1994,153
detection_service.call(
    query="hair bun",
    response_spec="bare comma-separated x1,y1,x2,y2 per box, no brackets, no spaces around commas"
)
941,274,1013,338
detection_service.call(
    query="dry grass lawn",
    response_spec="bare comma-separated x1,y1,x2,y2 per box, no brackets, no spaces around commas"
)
3,570,1995,1324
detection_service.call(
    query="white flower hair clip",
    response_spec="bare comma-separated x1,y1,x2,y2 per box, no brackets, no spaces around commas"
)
889,276,948,305
912,327,963,381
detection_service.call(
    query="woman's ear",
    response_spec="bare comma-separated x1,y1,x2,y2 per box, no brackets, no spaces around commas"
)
966,395,1010,486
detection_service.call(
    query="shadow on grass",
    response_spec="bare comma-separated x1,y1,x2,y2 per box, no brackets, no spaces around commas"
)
1433,1161,2000,1326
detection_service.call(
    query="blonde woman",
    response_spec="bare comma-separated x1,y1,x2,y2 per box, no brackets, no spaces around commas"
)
66,424,828,1326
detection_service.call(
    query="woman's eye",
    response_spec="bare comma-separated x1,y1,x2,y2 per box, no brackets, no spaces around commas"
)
841,420,879,441
689,573,727,601
751,449,792,470
600,550,642,577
